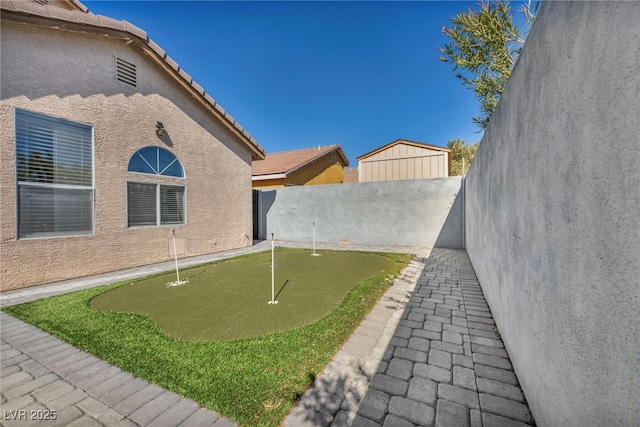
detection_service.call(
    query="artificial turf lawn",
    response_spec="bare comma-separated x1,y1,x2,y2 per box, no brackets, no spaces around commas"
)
3,249,411,427
91,249,392,341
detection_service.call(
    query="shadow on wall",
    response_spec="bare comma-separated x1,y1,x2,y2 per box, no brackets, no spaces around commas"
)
256,189,276,240
435,180,465,248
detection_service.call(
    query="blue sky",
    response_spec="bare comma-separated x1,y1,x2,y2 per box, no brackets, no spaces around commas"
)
83,1,484,165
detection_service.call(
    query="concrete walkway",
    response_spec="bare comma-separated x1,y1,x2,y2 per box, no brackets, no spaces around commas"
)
1,243,533,426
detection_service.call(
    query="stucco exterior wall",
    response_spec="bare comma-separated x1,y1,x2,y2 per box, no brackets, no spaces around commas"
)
258,177,463,248
464,2,640,426
287,155,345,186
0,21,254,290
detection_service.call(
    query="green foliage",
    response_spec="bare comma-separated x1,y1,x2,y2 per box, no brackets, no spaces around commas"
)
3,249,411,427
439,0,537,129
448,139,480,176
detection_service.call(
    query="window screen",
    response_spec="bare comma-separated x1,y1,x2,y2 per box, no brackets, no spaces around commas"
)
16,109,93,238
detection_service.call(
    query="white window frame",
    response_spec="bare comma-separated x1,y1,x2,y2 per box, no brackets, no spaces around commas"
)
15,109,94,239
126,181,186,228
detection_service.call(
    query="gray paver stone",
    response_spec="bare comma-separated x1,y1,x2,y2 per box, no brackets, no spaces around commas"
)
75,366,122,390
357,389,390,423
473,354,512,371
1,354,30,369
65,360,111,383
470,409,482,427
0,394,35,413
147,399,199,427
31,379,75,404
431,341,464,355
47,388,89,410
407,376,437,406
383,414,415,427
178,407,219,427
453,366,477,391
482,412,531,427
128,390,182,426
452,317,468,328
436,399,470,427
100,378,151,407
1,365,21,378
443,324,468,335
438,384,479,409
387,358,413,381
413,363,451,383
471,344,508,358
467,321,497,332
388,396,435,426
4,373,58,400
211,417,240,427
53,354,100,377
453,355,474,369
428,349,452,370
423,321,442,332
469,328,500,340
474,365,518,386
1,348,22,360
370,374,409,396
479,394,532,424
0,371,33,390
351,414,382,427
66,415,103,427
87,371,135,398
76,396,112,419
476,378,524,402
112,384,164,417
394,347,427,363
407,337,430,353
412,330,441,341
50,406,84,427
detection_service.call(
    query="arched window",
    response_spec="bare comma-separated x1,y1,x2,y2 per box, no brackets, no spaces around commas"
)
127,147,185,227
128,146,184,178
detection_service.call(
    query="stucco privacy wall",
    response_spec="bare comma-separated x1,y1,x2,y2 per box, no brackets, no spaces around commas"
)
464,2,640,426
258,177,463,248
0,21,254,290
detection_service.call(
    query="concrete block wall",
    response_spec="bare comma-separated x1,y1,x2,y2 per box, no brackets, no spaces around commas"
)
258,177,463,249
464,2,640,426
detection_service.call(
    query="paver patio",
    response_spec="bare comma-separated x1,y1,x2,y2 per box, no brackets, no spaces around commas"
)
0,243,533,427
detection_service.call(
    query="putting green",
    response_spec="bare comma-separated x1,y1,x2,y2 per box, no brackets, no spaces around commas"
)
91,249,392,341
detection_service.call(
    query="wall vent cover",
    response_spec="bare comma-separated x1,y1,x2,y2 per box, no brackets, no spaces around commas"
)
32,0,49,4
116,57,137,88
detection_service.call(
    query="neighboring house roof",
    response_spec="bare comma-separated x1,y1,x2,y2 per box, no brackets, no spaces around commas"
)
252,145,349,180
1,0,265,160
357,139,450,161
343,167,359,183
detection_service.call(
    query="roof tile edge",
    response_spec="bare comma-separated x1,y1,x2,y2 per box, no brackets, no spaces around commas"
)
0,1,265,159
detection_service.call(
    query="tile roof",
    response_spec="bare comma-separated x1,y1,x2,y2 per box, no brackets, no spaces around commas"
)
357,139,450,161
252,145,349,177
1,0,265,159
343,167,359,183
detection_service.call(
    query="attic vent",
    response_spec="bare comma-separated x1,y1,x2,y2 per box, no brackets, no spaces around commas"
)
116,57,137,88
32,0,49,4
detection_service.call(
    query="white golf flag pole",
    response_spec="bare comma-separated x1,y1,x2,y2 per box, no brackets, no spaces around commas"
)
269,232,278,304
312,222,320,256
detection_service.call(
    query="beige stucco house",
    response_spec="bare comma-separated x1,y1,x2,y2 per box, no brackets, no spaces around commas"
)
357,139,450,182
0,0,265,290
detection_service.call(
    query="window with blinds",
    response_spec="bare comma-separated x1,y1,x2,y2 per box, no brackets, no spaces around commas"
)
126,147,185,227
15,109,94,238
127,183,185,227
